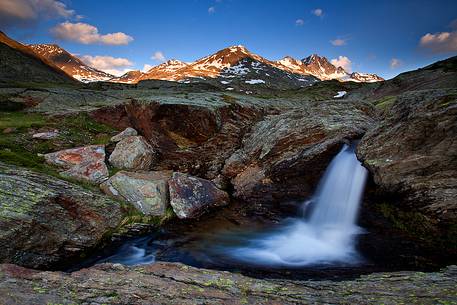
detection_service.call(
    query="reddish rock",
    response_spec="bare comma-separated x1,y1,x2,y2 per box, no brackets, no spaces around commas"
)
44,145,109,184
168,172,230,219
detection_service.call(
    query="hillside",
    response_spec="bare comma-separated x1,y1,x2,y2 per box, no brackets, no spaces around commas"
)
0,32,76,85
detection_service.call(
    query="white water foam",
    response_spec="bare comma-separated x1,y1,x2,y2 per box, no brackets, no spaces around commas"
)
229,144,368,266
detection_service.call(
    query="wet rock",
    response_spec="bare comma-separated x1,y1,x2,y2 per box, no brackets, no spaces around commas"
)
0,162,124,269
357,90,457,222
223,101,375,203
110,127,138,142
169,172,230,219
44,145,109,184
0,262,456,305
100,171,172,216
32,130,59,139
109,136,156,170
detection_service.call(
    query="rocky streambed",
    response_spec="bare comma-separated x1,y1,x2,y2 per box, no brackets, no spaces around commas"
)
0,83,456,304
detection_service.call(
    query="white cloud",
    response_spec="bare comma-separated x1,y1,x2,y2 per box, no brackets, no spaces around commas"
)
51,22,133,45
208,6,215,14
330,38,347,46
142,64,153,72
312,8,323,17
151,51,166,62
103,68,134,77
0,0,74,28
80,55,133,76
295,19,304,26
331,56,352,72
419,30,457,53
390,58,402,69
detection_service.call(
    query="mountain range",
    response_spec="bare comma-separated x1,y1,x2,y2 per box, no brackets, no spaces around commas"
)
25,41,383,85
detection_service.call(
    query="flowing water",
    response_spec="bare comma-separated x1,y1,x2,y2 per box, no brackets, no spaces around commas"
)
80,143,370,271
226,143,368,266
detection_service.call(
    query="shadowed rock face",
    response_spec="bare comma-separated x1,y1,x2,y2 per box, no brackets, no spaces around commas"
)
90,99,375,205
223,101,376,203
169,172,230,219
90,99,264,180
0,262,456,305
0,162,124,269
0,31,75,85
357,90,457,223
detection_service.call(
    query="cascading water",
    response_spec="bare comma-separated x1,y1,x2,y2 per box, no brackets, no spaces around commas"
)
227,143,368,266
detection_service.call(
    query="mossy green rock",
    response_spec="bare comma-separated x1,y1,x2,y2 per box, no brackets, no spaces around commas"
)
0,162,123,269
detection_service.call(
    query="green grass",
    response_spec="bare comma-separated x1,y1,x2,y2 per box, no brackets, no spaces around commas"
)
0,110,117,179
0,112,47,129
374,96,396,112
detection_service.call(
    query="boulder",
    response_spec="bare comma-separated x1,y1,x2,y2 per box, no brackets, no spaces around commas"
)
32,130,59,140
44,145,109,184
0,162,124,269
223,101,375,203
101,171,172,216
169,172,230,219
109,136,156,170
110,127,138,143
357,90,457,222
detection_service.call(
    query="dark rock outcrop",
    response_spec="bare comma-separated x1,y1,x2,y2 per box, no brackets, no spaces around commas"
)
169,172,230,219
0,163,124,269
0,262,456,305
223,100,376,203
357,90,457,224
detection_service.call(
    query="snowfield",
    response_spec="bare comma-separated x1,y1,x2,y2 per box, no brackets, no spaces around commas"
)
245,79,266,84
333,91,347,98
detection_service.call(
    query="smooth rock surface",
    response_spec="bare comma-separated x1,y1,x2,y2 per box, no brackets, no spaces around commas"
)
0,162,124,269
357,90,457,222
100,170,172,216
0,262,456,305
109,136,156,170
169,172,230,219
32,130,59,139
110,127,138,142
44,145,109,184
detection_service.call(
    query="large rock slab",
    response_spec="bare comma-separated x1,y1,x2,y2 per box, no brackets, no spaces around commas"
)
44,145,109,184
223,101,376,203
101,171,172,216
357,90,457,222
0,162,124,269
109,136,156,170
0,262,456,305
169,172,230,219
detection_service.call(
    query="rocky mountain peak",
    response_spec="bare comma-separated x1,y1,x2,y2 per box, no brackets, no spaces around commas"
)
29,43,114,83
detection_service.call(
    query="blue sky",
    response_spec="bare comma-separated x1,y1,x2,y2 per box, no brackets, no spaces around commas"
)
2,0,457,78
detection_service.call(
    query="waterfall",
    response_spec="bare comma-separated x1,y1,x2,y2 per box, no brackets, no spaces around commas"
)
228,143,368,266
